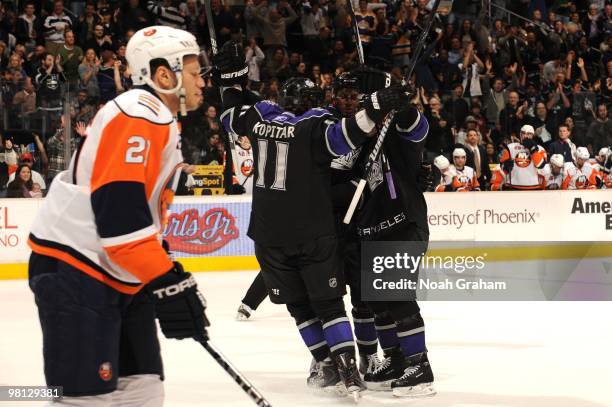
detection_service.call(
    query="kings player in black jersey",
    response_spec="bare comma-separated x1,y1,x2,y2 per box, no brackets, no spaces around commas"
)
326,66,435,397
214,40,412,398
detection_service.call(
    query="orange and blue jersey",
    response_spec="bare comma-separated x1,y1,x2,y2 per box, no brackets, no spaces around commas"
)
28,88,183,294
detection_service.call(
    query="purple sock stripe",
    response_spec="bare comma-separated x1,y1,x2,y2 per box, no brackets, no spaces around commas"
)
398,332,425,356
376,327,399,349
354,321,378,342
323,321,354,348
299,323,325,348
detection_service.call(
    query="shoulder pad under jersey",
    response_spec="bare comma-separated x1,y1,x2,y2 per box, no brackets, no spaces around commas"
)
112,89,173,125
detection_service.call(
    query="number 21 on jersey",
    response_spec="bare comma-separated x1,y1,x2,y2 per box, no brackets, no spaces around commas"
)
125,135,150,165
256,139,289,191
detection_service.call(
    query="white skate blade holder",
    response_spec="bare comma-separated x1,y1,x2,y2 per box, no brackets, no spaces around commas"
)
392,382,436,398
364,379,393,392
349,387,361,403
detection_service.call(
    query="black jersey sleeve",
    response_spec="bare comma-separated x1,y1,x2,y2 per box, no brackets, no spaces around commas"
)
394,106,429,144
312,108,376,162
219,87,262,137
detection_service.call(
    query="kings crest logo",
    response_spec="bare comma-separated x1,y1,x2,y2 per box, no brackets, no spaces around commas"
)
331,147,362,170
367,157,384,192
163,208,239,254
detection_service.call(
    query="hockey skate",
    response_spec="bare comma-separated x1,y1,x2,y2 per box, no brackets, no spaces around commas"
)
363,347,405,391
306,358,345,394
359,353,382,375
334,352,366,402
235,303,254,321
391,351,436,398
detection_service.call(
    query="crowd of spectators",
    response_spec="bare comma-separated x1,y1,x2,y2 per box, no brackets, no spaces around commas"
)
0,0,610,198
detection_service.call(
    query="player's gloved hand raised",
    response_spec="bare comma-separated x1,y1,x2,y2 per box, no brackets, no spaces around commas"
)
212,40,248,87
147,261,210,341
352,65,392,94
363,85,413,123
522,138,538,153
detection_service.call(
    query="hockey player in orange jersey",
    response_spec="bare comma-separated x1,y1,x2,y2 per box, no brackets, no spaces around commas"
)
562,147,603,189
590,147,610,174
27,26,209,406
432,155,455,192
500,125,547,190
449,148,480,191
539,154,576,190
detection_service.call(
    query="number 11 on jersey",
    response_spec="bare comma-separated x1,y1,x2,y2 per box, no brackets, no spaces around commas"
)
256,139,289,191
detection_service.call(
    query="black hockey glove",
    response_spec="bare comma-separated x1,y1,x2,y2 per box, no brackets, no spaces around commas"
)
226,183,246,195
148,262,210,341
212,40,248,87
353,65,392,94
502,159,514,173
363,85,413,123
522,138,538,153
418,161,434,192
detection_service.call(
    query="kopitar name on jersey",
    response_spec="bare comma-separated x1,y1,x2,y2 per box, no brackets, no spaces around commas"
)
252,122,296,139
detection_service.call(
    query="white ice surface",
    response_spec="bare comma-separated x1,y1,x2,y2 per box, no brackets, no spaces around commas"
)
1,270,611,407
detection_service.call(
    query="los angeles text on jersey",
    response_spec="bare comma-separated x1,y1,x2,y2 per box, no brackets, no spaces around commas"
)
253,122,295,139
358,212,407,236
372,277,507,291
570,197,612,230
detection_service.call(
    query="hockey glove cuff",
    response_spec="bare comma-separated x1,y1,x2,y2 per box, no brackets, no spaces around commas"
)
148,262,210,341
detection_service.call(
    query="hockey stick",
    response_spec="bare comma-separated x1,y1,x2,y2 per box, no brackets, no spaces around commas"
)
346,0,365,65
203,0,218,55
343,0,444,224
347,0,399,201
204,0,242,191
197,338,272,407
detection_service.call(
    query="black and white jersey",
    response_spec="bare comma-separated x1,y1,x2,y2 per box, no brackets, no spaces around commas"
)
358,108,429,240
221,89,375,246
42,13,72,43
147,1,187,29
331,107,430,240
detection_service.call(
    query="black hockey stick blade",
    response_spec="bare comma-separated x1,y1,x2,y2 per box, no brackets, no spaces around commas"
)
197,338,272,407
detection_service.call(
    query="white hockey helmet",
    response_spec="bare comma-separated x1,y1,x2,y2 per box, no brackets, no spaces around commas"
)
550,154,564,168
453,148,467,158
126,26,200,98
598,147,610,159
433,155,450,170
520,124,535,135
576,147,590,160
